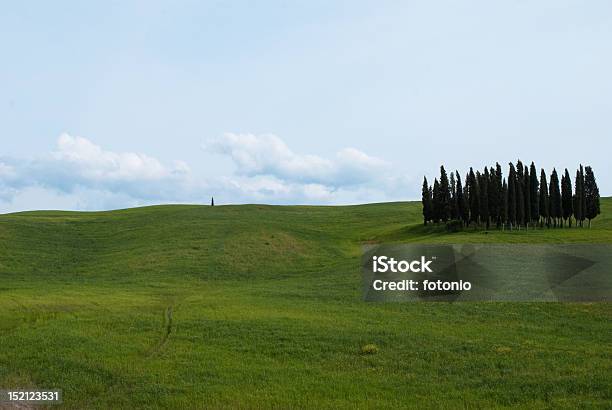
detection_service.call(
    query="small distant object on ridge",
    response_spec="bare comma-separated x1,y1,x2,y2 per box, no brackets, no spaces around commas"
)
211,197,215,206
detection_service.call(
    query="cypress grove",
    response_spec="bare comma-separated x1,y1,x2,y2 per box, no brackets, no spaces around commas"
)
421,162,601,230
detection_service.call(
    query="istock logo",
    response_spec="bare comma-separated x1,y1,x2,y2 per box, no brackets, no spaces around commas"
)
372,256,434,273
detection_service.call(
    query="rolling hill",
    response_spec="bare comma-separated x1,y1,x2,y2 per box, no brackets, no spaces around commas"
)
1,199,611,409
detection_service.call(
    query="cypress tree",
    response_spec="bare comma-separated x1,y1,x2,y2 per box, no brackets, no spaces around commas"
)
556,170,563,226
539,169,549,227
524,165,531,227
429,186,433,221
549,169,562,227
584,166,600,228
456,172,467,226
516,161,526,228
432,178,441,224
561,169,573,227
480,169,490,229
487,166,498,229
516,179,525,229
450,172,458,220
580,165,586,227
516,159,525,225
465,173,470,197
529,162,539,223
422,177,432,225
439,166,451,222
464,173,470,224
501,178,508,229
468,168,480,226
516,160,524,182
573,169,583,227
560,172,566,226
507,163,517,230
495,163,503,228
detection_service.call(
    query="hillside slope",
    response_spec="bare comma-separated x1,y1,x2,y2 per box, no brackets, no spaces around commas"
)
0,200,610,409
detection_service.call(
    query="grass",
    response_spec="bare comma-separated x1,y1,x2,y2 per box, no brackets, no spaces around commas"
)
0,199,611,409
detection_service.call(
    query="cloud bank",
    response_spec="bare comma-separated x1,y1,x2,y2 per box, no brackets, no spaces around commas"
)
0,133,413,212
206,133,388,186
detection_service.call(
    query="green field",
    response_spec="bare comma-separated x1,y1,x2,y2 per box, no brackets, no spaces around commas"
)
1,199,611,409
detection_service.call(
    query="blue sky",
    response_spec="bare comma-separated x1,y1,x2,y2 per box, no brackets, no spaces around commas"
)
1,1,610,212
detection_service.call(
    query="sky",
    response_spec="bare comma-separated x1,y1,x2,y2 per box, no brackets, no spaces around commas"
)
1,1,610,212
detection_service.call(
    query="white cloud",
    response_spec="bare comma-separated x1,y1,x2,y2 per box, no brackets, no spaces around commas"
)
52,133,178,181
206,133,388,186
25,134,194,200
201,133,414,205
49,133,189,183
0,134,199,209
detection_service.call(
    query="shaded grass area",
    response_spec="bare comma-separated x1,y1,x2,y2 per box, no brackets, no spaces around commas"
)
0,199,611,409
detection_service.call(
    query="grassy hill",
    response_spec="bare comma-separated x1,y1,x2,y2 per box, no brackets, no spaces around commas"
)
1,199,611,409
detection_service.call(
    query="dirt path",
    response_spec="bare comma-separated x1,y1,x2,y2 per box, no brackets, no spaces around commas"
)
146,306,174,357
